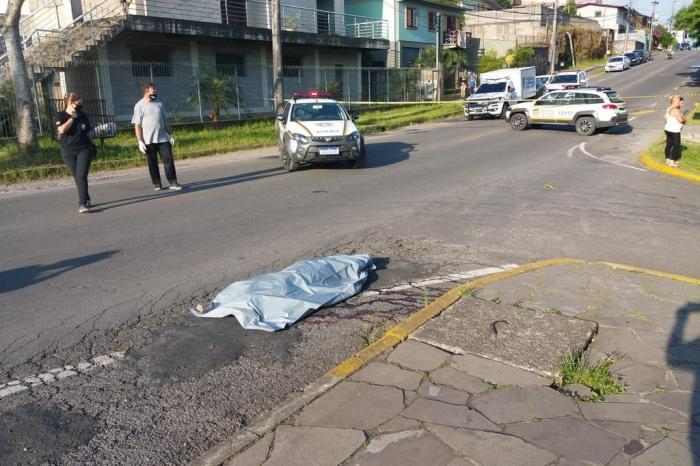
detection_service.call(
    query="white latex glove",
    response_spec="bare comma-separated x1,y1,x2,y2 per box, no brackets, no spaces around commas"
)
138,140,147,154
169,136,175,147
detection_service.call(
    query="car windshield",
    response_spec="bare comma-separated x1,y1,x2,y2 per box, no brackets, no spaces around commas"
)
475,82,506,93
291,103,347,121
625,54,636,59
550,74,578,84
605,91,624,103
609,57,623,62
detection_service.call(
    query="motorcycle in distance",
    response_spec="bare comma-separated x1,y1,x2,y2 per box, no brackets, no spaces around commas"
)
667,49,673,59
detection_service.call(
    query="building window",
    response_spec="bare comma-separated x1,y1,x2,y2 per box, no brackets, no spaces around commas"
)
216,54,245,77
283,56,302,78
594,10,602,17
428,11,436,31
446,15,457,31
405,7,418,29
402,47,420,67
131,49,171,77
618,24,626,34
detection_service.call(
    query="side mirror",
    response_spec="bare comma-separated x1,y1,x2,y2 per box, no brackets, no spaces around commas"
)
351,113,359,121
276,115,285,122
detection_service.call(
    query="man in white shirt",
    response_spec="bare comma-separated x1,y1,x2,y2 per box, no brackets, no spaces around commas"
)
132,82,182,191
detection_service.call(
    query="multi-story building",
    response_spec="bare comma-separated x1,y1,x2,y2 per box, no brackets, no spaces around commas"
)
347,0,473,68
577,2,651,52
1,0,389,124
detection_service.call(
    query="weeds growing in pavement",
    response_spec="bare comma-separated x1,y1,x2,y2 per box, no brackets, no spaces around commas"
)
419,286,430,307
490,294,502,304
559,350,625,401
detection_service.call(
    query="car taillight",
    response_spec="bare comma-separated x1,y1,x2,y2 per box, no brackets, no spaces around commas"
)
602,104,618,110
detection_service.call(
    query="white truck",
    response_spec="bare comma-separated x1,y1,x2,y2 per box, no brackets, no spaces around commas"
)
464,67,537,120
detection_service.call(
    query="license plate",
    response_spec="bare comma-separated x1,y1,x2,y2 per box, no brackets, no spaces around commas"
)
319,147,339,156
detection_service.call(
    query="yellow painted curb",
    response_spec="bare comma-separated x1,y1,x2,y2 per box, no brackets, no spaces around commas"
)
325,258,700,379
631,109,658,117
640,153,700,184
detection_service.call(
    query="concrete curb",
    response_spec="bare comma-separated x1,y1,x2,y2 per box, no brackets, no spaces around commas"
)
640,153,700,184
194,258,700,466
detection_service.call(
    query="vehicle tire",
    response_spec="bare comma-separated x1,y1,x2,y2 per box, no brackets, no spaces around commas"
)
466,115,473,121
282,148,299,172
575,116,597,136
347,146,365,168
500,104,510,120
510,113,528,131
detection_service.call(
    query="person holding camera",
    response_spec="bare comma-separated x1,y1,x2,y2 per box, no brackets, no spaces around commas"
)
56,92,95,213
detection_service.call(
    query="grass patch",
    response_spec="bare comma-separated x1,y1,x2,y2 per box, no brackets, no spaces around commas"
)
0,103,462,184
559,350,625,401
646,138,700,177
563,56,608,72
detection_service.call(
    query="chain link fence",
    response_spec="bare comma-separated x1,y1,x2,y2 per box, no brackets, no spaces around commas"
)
0,60,441,139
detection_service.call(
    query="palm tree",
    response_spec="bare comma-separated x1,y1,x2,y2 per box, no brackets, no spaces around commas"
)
189,71,242,121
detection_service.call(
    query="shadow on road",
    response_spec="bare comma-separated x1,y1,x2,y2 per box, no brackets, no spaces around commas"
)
362,141,412,169
92,167,286,211
0,250,119,294
677,68,700,88
668,301,700,465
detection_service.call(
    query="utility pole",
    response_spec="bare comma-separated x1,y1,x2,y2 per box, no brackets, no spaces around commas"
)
549,0,559,74
649,0,658,52
434,12,442,102
669,0,676,29
623,0,632,53
271,0,284,114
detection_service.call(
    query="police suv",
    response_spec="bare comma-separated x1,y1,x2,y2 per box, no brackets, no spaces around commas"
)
276,93,365,171
506,88,628,136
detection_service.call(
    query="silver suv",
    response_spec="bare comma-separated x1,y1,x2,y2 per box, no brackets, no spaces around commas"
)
545,71,589,91
506,88,628,136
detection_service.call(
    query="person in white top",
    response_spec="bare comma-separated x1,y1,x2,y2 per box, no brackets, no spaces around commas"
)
664,95,686,168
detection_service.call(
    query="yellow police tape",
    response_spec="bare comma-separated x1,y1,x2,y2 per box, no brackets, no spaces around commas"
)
335,93,700,105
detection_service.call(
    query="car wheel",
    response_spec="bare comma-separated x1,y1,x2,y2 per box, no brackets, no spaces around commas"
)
466,115,473,121
575,116,597,136
347,145,365,168
510,113,528,131
282,148,299,172
500,104,510,120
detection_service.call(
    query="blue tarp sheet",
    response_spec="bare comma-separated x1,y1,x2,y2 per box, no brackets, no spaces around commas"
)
191,255,375,331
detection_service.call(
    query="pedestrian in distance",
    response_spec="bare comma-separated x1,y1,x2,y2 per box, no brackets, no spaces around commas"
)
132,83,183,191
664,95,686,168
56,92,96,214
468,73,477,95
460,79,467,99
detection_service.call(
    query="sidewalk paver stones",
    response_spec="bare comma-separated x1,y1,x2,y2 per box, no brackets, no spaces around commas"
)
402,398,500,431
427,424,558,466
296,381,404,430
263,425,365,466
350,363,422,391
201,262,700,466
450,353,551,387
416,380,470,405
471,386,577,424
560,384,592,400
225,434,273,466
411,297,597,377
630,437,696,466
428,367,489,394
386,340,450,372
349,429,454,466
506,417,627,465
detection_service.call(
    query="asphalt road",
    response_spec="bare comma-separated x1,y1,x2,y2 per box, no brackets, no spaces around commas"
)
2,52,700,464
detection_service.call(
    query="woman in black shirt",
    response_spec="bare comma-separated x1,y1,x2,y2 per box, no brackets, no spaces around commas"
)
56,92,95,213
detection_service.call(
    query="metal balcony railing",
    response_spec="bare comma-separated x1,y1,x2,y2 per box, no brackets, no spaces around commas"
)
128,0,388,40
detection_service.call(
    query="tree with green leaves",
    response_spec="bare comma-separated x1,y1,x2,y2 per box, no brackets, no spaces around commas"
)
495,0,512,8
189,71,243,122
506,46,535,67
1,0,36,152
659,30,677,48
478,50,505,73
564,0,576,15
414,47,469,74
674,1,700,45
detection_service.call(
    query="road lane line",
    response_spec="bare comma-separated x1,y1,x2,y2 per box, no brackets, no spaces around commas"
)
580,143,647,172
566,144,578,159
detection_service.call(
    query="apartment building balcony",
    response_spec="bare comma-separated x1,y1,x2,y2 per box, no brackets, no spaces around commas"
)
126,0,389,49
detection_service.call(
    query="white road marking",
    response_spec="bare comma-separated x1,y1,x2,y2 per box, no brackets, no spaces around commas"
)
580,143,647,172
651,101,658,107
629,116,637,122
566,144,578,158
0,351,125,399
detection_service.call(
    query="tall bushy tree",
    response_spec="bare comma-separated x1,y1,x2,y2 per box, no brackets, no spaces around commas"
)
189,71,242,121
414,47,469,74
564,0,577,15
506,46,535,67
1,0,37,152
478,50,505,73
674,1,700,45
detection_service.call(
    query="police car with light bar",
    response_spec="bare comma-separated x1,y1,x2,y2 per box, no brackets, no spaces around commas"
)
276,92,365,171
505,87,628,136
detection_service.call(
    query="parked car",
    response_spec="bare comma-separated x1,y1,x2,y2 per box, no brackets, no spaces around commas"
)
680,42,691,51
605,55,630,72
535,75,552,97
276,93,365,171
464,67,537,120
506,87,629,136
545,71,589,91
633,50,647,63
625,52,641,66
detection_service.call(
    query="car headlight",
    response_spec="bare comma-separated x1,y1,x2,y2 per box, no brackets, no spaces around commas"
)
292,133,309,144
347,131,361,142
